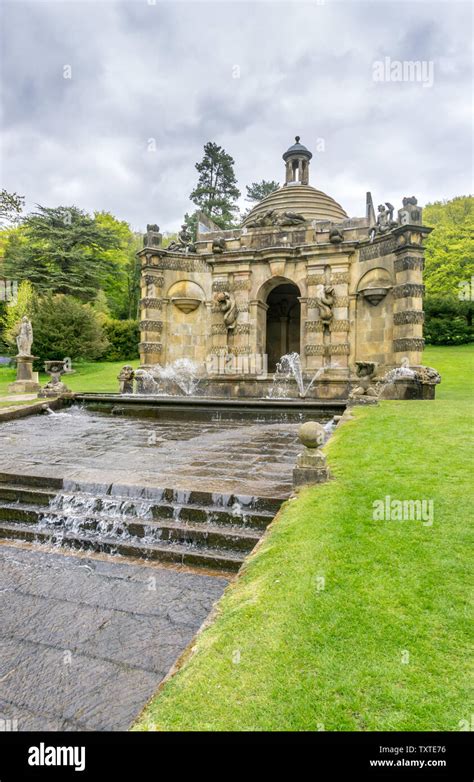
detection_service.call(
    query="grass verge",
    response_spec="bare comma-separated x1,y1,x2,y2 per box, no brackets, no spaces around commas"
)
134,344,473,731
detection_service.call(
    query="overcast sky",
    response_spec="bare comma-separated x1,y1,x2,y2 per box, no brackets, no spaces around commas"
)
0,0,472,232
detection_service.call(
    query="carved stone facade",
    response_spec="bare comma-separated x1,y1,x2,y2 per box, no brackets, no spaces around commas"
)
138,138,432,397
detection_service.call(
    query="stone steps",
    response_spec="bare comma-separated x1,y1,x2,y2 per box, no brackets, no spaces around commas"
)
0,473,284,573
0,521,246,572
0,490,274,530
0,504,261,552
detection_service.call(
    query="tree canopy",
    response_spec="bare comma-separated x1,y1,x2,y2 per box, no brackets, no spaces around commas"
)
0,189,24,225
245,180,280,202
190,142,240,229
1,205,141,316
423,196,474,297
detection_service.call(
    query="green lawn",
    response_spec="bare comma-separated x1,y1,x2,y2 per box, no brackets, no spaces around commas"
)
0,359,140,397
134,344,473,731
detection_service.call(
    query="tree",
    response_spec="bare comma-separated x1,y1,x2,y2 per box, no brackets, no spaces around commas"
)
245,180,280,202
183,211,199,243
0,189,24,225
2,205,122,302
94,212,142,319
423,196,474,297
190,142,240,229
31,294,108,364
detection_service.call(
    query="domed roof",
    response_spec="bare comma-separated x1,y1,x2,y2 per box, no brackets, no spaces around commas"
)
242,184,348,226
282,136,312,161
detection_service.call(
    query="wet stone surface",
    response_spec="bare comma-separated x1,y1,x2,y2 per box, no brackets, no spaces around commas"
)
0,544,228,730
0,406,304,496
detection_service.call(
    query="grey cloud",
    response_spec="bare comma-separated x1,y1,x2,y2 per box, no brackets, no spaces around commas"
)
0,0,471,232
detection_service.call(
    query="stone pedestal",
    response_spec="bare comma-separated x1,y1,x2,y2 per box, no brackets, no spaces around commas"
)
293,421,330,488
8,355,40,394
38,360,71,398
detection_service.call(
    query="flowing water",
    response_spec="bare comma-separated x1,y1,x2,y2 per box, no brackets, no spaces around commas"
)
267,353,336,398
0,405,314,496
135,359,203,396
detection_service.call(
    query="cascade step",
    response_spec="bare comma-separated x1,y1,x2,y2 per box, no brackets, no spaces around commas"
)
0,497,274,531
0,504,261,552
0,486,56,505
0,473,283,514
0,472,64,490
0,475,285,573
0,521,245,572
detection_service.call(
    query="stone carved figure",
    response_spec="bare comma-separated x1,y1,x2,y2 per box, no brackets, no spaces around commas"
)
376,203,395,232
278,210,306,226
118,365,135,394
143,224,162,248
215,291,238,331
16,316,33,356
246,209,306,229
369,202,397,242
246,209,278,228
398,196,422,226
167,224,195,254
412,366,441,385
315,285,335,326
38,360,71,398
212,237,226,254
329,227,344,244
349,362,378,399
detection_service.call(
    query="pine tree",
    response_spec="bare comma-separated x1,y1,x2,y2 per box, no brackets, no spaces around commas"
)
245,180,280,202
190,142,240,229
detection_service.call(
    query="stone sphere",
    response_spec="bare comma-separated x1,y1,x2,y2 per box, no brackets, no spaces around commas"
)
298,421,326,448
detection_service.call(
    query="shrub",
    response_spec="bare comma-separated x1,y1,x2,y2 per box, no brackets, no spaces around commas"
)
424,295,474,345
31,294,108,366
102,318,139,361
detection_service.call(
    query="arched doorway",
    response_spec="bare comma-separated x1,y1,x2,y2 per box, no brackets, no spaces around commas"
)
265,283,301,371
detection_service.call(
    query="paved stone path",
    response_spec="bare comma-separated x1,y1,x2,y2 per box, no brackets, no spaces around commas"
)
0,543,228,730
0,406,303,496
0,394,37,403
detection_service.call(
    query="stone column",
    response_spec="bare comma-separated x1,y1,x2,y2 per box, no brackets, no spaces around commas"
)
392,227,427,366
210,277,230,373
139,272,164,366
328,264,351,370
232,273,252,366
304,265,326,371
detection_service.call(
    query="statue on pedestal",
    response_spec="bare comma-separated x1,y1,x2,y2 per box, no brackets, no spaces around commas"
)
8,315,41,394
16,316,33,357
